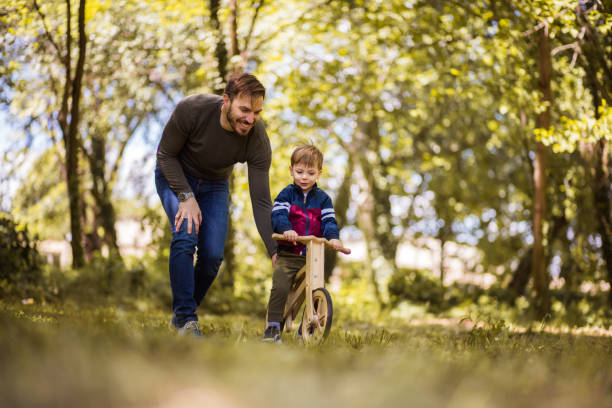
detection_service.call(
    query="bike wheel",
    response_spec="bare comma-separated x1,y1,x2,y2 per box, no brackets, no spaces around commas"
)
301,288,333,344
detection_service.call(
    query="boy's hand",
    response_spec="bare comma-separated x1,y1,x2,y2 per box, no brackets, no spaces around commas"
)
329,239,343,251
283,230,298,244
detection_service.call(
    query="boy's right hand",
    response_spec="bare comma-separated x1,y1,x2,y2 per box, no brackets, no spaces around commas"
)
283,229,298,244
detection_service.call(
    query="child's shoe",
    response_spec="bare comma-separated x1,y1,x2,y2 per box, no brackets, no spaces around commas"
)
262,326,282,344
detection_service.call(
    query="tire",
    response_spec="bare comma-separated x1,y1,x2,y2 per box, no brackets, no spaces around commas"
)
301,287,333,345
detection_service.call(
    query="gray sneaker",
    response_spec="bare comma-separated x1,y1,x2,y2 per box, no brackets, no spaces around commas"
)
177,320,203,337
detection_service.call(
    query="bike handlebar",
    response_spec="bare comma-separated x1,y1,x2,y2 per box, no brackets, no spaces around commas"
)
272,233,351,255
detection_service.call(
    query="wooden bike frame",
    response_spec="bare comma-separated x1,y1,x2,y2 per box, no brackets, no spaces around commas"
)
271,234,350,341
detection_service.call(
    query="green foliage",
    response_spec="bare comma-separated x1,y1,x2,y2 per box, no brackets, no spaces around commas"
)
43,255,170,310
0,213,44,299
461,316,509,349
2,0,612,326
11,147,67,240
343,328,396,350
388,267,445,307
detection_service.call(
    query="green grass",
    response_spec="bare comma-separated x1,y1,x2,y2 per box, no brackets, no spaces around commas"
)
1,301,611,408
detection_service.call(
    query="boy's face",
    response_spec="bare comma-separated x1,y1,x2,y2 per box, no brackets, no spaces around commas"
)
290,163,321,194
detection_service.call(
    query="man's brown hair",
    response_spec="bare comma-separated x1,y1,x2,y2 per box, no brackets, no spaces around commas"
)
291,144,324,170
224,72,266,100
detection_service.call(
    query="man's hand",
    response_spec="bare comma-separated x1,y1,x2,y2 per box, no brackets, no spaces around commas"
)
329,239,343,251
174,197,202,234
271,253,278,268
283,229,298,244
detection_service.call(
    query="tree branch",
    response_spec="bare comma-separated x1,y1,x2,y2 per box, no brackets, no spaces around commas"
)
33,0,65,64
208,0,228,85
109,117,143,187
58,0,72,136
67,0,87,142
551,42,578,56
228,0,239,56
251,0,332,53
523,20,548,37
242,0,265,55
576,3,612,97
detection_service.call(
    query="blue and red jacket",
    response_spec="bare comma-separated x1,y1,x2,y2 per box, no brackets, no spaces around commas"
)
272,183,340,255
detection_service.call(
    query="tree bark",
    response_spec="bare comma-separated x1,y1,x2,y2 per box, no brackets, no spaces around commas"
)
591,139,612,307
57,0,88,268
87,133,121,256
439,234,447,288
509,248,533,298
35,0,87,268
576,4,612,307
220,172,236,289
352,117,400,308
324,155,353,281
228,0,239,58
210,0,248,289
209,0,228,89
532,25,551,317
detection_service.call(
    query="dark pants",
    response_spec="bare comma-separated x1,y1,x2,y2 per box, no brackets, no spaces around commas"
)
155,167,229,327
266,252,306,324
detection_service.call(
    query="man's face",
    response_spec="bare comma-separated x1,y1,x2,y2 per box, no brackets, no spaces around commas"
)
224,93,263,136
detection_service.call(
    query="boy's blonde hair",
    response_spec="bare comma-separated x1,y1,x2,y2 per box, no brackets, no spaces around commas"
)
290,144,323,170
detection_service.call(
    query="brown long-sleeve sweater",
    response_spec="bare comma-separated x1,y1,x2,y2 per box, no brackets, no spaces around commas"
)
156,94,276,257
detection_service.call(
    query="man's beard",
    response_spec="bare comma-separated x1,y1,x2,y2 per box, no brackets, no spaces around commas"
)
226,102,251,135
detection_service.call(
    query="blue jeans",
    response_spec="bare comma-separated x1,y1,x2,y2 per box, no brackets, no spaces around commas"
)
155,167,229,327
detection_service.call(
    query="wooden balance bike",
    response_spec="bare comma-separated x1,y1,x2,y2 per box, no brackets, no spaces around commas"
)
270,233,351,345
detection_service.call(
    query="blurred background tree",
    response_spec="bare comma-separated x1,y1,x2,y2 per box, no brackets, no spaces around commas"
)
1,0,611,322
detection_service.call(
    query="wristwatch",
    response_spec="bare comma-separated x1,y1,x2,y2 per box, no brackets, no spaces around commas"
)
177,192,194,202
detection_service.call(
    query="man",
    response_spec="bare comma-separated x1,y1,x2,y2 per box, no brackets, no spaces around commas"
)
155,73,277,336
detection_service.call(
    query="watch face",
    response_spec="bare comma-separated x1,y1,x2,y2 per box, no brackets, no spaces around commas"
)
179,192,193,201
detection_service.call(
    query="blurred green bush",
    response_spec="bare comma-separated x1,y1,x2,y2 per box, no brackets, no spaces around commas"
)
388,268,445,307
0,213,44,300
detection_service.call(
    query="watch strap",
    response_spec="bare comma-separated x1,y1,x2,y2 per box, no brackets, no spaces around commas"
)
178,192,194,202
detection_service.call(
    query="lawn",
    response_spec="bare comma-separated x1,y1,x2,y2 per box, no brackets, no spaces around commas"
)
1,301,611,408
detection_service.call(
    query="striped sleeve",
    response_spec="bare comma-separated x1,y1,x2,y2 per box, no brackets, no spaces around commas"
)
271,186,293,234
321,207,336,221
272,200,290,213
320,193,340,240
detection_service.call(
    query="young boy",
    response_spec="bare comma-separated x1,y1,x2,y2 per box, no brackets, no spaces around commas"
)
263,144,343,343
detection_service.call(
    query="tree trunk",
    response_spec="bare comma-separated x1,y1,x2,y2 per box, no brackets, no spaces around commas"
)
65,124,84,268
509,248,533,299
220,172,236,289
57,0,87,268
355,162,388,308
87,132,121,257
439,235,446,287
228,0,239,58
577,11,612,307
324,156,353,281
209,0,228,88
591,139,612,306
352,117,400,308
532,25,551,317
357,117,400,258
210,0,242,290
